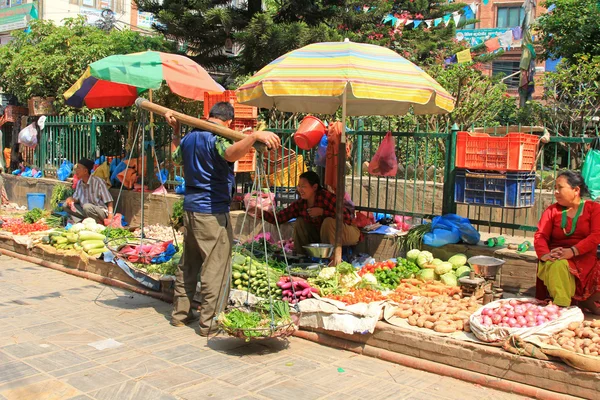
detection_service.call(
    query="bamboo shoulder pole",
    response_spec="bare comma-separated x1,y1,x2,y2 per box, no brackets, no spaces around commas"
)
135,98,266,151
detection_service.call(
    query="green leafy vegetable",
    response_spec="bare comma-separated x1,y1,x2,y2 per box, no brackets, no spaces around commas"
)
50,185,74,211
24,208,45,224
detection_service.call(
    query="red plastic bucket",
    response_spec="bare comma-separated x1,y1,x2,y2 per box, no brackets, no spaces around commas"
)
294,116,326,150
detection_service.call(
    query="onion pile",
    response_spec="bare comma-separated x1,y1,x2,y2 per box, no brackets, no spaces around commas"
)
478,299,562,328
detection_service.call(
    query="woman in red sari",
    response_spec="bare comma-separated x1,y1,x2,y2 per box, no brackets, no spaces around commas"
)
534,171,600,314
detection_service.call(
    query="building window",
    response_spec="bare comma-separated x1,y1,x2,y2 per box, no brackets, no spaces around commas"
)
497,6,524,28
492,61,520,89
0,0,11,9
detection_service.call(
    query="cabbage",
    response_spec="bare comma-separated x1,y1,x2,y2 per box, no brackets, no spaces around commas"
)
455,265,471,278
431,258,443,266
434,262,453,275
406,249,421,262
440,272,458,286
448,254,467,269
416,251,434,267
416,268,435,282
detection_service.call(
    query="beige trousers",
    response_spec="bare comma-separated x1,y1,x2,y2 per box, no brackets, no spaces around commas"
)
172,211,233,333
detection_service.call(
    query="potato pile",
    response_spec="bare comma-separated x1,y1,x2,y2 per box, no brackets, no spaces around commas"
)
396,279,462,297
543,320,600,356
394,295,481,333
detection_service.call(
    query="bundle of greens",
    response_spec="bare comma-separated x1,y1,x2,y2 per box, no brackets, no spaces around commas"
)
219,300,292,341
133,247,182,276
23,208,46,224
397,223,431,253
50,185,74,211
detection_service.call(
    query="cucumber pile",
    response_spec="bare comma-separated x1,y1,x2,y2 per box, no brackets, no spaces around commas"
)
231,252,283,299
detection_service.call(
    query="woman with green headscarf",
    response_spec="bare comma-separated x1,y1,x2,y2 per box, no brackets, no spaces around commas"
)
534,171,600,314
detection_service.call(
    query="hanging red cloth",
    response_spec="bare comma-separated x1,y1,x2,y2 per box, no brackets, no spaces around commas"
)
324,122,352,193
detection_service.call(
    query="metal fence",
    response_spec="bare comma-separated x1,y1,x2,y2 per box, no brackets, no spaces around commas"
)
20,115,599,238
23,115,98,173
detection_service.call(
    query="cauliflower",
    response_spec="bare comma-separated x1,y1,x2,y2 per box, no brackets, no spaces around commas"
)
317,267,337,280
362,273,377,285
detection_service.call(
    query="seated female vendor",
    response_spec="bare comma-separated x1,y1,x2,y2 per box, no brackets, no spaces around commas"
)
259,171,360,256
534,171,600,314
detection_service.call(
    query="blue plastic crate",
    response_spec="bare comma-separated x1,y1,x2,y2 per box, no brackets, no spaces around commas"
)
454,170,536,208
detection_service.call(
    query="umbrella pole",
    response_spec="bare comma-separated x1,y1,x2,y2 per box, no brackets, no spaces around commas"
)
333,87,348,265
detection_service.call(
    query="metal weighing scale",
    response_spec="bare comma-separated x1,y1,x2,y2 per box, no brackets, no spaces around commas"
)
459,256,506,304
288,243,333,278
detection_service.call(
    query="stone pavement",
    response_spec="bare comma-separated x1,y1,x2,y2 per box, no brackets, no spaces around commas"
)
0,255,528,400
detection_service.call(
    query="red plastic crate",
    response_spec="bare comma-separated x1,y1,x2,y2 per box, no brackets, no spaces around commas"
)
232,118,258,132
455,131,539,172
234,148,256,173
204,90,258,119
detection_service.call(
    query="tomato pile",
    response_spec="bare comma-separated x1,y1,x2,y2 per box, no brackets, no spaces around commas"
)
1,218,49,235
358,259,396,276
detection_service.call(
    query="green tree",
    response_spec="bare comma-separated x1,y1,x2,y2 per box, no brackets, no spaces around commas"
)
535,0,600,63
133,0,263,70
0,17,173,113
237,0,479,74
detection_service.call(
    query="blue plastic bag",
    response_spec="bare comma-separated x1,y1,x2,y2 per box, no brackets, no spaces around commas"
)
57,160,73,181
174,176,185,194
156,169,168,185
423,214,480,247
12,169,21,175
110,160,128,187
34,171,43,178
315,135,328,167
109,158,119,176
21,167,32,177
151,243,177,264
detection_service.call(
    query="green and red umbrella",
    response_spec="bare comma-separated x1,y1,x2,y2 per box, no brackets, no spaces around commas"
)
64,51,224,109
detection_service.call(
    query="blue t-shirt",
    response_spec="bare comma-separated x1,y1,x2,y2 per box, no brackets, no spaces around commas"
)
179,130,235,214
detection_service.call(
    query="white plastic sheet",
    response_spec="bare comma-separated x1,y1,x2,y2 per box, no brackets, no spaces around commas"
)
469,297,584,343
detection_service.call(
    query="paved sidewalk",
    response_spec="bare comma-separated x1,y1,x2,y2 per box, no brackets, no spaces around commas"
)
0,255,527,400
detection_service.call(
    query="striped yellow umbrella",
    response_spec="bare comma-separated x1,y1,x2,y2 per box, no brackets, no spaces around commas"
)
237,39,454,263
236,39,455,116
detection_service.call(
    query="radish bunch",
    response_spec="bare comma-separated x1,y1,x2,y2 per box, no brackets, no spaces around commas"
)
478,299,562,328
277,276,318,304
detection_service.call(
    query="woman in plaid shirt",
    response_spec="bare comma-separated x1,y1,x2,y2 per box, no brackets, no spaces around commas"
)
261,171,360,256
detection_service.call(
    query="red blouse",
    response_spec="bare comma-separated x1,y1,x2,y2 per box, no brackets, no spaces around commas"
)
534,201,600,300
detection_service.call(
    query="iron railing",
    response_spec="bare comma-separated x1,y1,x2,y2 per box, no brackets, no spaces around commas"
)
17,115,599,237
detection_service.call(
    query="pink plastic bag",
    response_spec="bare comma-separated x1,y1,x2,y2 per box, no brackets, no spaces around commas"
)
368,132,397,177
244,191,276,216
103,213,124,228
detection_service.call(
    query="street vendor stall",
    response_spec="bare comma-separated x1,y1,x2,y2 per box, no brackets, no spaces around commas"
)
236,39,455,264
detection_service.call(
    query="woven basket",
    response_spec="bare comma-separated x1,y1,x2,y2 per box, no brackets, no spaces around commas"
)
218,309,297,341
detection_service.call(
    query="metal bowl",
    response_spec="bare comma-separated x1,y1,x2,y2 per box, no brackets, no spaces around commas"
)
303,243,334,259
467,256,505,278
